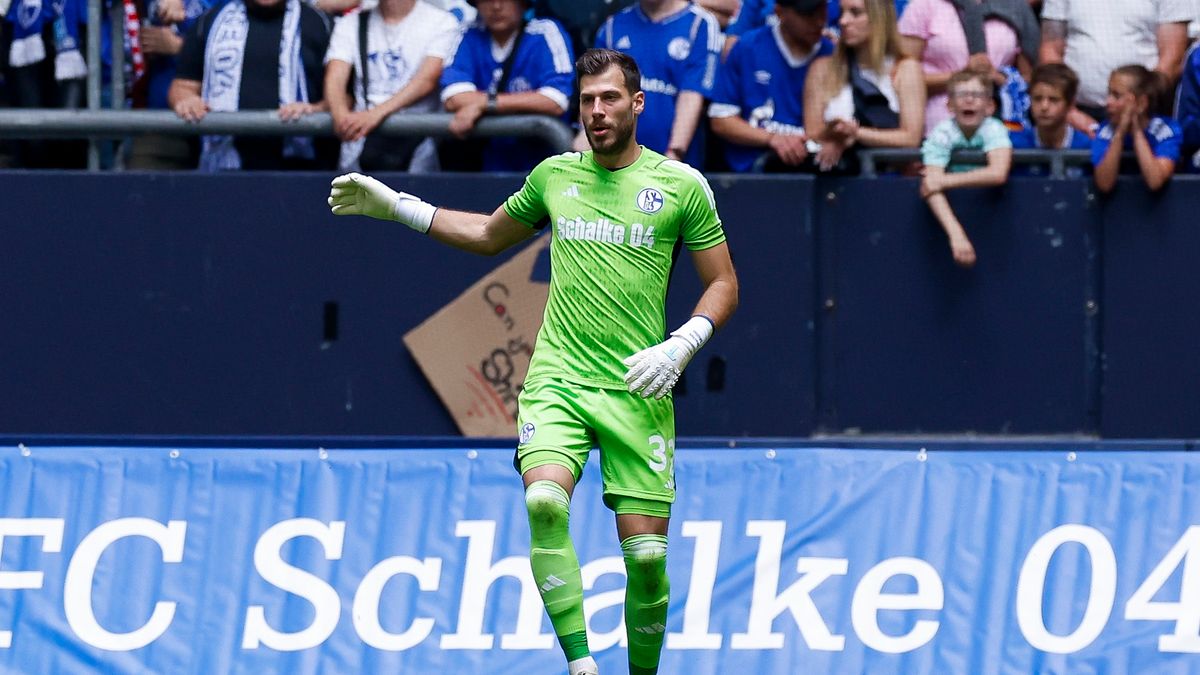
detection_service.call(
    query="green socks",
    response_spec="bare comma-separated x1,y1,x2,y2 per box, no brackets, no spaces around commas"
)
527,481,671,672
525,480,590,662
622,533,670,675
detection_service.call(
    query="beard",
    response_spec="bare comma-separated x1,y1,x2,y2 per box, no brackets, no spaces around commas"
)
585,115,636,156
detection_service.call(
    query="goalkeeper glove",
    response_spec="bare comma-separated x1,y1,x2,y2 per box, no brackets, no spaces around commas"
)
622,315,714,399
327,172,436,234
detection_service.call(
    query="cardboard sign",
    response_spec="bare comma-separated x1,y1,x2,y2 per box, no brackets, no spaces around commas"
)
404,236,550,437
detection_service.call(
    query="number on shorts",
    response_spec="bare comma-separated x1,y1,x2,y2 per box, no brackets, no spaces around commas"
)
648,435,675,490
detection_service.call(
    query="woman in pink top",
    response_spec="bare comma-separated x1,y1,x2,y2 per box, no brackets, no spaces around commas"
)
898,0,1031,135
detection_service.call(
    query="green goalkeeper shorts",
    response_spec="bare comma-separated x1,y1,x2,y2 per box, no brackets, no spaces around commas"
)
514,378,676,517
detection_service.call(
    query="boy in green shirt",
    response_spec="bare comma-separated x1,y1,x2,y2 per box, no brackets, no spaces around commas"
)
328,48,739,675
920,69,1014,268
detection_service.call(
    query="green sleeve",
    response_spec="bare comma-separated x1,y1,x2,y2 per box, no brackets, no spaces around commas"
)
503,158,552,228
679,166,726,251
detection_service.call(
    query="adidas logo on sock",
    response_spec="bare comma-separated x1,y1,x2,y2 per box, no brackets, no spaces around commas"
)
540,574,567,593
633,622,666,634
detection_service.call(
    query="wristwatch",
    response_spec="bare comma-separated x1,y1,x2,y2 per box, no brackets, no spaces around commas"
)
485,93,499,114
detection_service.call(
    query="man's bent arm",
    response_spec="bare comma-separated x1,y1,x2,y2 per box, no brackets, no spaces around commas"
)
689,242,738,329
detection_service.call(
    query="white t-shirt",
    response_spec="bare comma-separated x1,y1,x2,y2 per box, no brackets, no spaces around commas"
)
1042,0,1194,107
325,1,462,112
824,57,899,122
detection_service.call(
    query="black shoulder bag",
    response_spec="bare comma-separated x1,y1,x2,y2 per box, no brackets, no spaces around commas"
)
357,10,425,172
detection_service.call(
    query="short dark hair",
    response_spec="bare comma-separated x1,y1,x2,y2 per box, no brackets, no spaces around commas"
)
575,48,641,95
947,69,994,97
1030,63,1080,103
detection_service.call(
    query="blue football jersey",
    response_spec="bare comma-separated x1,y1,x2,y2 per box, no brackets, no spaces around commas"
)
1091,116,1183,167
596,3,721,167
442,17,576,171
708,24,834,172
726,0,842,36
1009,126,1091,177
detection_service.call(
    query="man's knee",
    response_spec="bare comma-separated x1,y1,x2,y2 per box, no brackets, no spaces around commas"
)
526,480,571,532
621,534,669,595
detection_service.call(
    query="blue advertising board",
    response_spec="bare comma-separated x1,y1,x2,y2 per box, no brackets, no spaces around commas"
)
0,444,1197,673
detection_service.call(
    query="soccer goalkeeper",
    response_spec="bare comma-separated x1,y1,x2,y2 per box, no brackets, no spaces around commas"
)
328,48,738,675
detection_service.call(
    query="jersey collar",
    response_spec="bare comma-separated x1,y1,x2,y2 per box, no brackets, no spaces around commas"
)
589,145,650,173
634,2,692,25
772,23,824,69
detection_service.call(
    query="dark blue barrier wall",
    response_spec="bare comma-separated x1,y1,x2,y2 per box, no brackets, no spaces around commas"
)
816,178,1097,434
0,173,1195,437
1099,183,1200,438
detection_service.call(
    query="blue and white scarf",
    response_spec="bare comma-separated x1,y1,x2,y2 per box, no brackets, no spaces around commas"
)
199,0,313,171
6,0,85,79
7,0,49,68
52,0,86,80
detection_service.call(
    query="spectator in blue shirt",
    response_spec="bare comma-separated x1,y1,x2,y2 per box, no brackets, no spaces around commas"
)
708,0,833,172
441,0,575,171
1010,63,1091,176
1093,64,1181,193
726,0,842,42
592,0,722,166
1175,43,1200,172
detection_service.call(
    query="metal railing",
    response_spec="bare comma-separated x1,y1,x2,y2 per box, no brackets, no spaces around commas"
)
859,148,1094,179
0,109,575,159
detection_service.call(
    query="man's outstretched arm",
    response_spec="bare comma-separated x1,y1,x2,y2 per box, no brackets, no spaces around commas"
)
328,172,534,256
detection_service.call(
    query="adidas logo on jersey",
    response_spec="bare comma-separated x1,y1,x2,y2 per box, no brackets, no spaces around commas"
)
616,36,632,50
561,184,580,198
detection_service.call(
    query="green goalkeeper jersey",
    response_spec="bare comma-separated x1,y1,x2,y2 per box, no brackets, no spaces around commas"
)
503,147,726,390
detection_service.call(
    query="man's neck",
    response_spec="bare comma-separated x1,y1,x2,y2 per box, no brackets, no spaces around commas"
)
640,0,687,22
780,31,817,61
379,0,415,22
1037,122,1068,149
594,141,642,171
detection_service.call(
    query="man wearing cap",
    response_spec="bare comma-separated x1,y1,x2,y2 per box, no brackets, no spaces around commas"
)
708,0,834,171
440,0,576,171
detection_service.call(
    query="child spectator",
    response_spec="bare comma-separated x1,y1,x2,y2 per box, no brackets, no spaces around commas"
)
1092,64,1181,193
920,69,1013,268
1010,63,1090,176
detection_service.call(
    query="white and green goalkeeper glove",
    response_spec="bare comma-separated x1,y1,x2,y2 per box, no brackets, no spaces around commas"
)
622,315,715,399
327,172,436,234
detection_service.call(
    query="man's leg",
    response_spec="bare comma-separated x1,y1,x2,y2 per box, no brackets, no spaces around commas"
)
617,510,671,675
523,463,596,675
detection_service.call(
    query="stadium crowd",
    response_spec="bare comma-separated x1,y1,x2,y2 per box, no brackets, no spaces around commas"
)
2,0,1200,219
